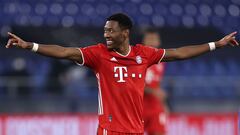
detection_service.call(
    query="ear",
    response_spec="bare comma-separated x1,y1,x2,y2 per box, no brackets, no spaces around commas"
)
123,29,129,38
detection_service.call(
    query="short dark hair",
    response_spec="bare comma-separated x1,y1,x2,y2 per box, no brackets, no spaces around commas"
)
107,13,133,30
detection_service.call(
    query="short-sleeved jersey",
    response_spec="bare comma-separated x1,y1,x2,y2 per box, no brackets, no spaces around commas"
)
78,43,165,133
144,63,165,114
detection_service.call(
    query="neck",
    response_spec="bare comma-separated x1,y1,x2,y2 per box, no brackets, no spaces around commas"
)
115,40,130,55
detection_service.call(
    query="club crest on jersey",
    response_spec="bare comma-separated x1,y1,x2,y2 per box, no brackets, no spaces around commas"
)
136,56,142,64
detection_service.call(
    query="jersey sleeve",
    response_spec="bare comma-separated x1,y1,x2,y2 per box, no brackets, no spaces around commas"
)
142,46,165,67
76,44,101,70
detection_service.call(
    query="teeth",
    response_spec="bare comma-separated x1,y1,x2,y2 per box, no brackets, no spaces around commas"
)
107,41,113,44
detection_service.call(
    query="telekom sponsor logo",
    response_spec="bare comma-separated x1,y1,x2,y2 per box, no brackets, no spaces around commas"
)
114,66,128,82
114,66,142,82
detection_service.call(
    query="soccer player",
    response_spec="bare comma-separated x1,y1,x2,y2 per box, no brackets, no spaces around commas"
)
5,13,238,135
142,29,168,135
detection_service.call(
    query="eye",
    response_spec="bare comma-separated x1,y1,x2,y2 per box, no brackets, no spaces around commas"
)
104,29,107,33
104,28,114,33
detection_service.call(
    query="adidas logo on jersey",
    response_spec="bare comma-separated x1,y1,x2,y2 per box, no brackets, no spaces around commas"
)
110,57,118,62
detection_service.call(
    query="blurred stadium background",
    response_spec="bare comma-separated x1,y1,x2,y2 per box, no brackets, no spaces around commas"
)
0,0,239,134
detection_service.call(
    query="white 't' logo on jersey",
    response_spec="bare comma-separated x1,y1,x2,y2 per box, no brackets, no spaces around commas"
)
114,66,127,82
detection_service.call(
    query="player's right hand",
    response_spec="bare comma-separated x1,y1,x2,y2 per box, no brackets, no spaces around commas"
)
6,32,30,49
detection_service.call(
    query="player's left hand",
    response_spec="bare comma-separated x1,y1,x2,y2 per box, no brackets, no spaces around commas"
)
216,31,239,48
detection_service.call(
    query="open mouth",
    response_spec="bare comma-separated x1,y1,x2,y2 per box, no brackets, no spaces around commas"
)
106,40,113,45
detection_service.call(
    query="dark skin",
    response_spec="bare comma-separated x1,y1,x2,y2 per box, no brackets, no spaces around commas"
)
5,20,239,63
104,21,130,54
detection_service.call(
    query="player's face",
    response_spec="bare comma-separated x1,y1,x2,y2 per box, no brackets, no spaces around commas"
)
104,21,127,50
143,33,161,48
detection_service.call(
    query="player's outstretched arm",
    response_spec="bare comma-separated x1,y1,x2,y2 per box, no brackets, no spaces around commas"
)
162,32,239,62
5,32,83,63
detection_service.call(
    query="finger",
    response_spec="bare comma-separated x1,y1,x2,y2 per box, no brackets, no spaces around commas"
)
233,39,239,45
6,39,13,48
229,31,237,37
230,39,239,46
230,36,239,45
6,39,18,48
8,32,20,39
12,43,18,46
228,41,234,46
6,39,14,48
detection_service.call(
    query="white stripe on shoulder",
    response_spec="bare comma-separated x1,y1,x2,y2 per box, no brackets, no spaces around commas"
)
75,48,85,66
158,49,166,64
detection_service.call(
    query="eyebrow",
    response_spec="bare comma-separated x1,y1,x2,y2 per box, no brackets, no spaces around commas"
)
104,27,112,29
104,27,115,32
104,26,121,32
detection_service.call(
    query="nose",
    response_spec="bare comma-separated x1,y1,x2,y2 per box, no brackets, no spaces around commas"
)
104,31,110,38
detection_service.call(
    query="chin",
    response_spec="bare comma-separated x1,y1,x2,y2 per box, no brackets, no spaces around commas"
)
107,44,114,49
106,44,114,50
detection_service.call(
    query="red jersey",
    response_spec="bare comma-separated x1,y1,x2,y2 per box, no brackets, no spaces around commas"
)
78,43,165,133
144,63,165,114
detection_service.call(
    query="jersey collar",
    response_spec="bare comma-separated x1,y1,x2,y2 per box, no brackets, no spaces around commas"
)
114,45,131,57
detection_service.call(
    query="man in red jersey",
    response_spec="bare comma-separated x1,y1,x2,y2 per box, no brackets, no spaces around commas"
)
142,29,168,135
5,13,238,135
